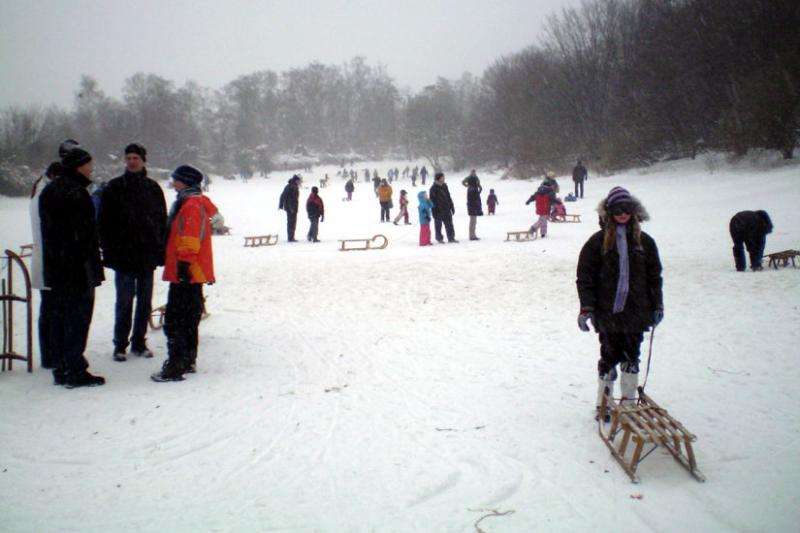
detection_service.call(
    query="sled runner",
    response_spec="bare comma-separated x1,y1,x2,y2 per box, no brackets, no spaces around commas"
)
149,301,210,330
506,230,536,242
550,214,582,223
598,386,705,483
338,234,388,251
765,249,800,269
243,234,279,247
1,250,32,373
18,244,33,258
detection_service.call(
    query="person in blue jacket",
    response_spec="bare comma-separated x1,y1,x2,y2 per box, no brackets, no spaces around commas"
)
417,190,433,246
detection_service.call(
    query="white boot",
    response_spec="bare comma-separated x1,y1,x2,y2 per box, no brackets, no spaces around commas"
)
620,371,638,407
596,376,615,409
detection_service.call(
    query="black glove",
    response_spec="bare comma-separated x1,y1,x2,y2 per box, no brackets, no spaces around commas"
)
653,308,664,326
451,207,455,216
321,216,325,223
177,261,192,283
578,308,594,332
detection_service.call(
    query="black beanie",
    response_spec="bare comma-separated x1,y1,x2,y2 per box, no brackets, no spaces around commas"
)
125,143,147,162
58,139,81,159
171,165,204,186
61,147,92,170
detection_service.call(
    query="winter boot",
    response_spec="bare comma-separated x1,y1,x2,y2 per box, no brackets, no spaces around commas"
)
620,371,639,407
112,346,127,362
151,359,186,382
131,344,154,359
64,370,106,389
595,374,615,422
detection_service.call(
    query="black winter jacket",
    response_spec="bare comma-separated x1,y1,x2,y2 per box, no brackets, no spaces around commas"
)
576,227,663,332
98,170,167,272
279,179,300,213
429,181,455,218
729,210,773,240
39,169,105,290
467,186,483,216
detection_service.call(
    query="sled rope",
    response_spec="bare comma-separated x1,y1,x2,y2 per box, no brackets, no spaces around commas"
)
640,326,656,395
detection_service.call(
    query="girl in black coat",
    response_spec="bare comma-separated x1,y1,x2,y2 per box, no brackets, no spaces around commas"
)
576,187,663,417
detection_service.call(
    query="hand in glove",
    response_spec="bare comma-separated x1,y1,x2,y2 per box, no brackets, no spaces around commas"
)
177,261,192,283
320,216,325,223
451,207,456,216
653,308,664,326
578,308,594,332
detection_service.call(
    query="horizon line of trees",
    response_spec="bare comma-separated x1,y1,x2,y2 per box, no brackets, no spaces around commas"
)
2,0,798,195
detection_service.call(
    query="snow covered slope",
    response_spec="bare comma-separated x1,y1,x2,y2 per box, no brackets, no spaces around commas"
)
1,155,799,532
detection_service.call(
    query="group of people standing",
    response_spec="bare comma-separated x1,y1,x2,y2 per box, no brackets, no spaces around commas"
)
29,140,217,387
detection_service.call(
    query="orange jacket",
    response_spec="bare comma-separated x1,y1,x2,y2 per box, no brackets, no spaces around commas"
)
378,184,393,202
163,194,217,284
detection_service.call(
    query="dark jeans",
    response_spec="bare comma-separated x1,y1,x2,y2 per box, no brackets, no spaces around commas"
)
730,230,766,271
380,202,391,222
308,216,320,241
574,180,584,198
287,211,298,241
114,270,154,351
50,286,95,380
597,331,644,378
164,283,204,369
38,290,57,368
434,214,456,242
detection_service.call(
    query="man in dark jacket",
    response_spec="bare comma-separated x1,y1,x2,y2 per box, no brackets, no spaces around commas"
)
39,146,105,388
729,210,773,271
99,143,167,361
429,172,458,243
576,187,663,418
466,184,483,240
572,160,588,198
279,175,301,242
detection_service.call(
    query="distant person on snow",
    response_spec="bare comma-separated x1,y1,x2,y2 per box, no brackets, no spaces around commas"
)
729,210,773,271
393,189,411,225
429,172,457,243
466,183,483,240
345,178,355,201
572,160,588,199
306,186,325,242
550,198,567,221
543,171,560,194
417,190,434,246
279,174,301,242
461,169,482,192
525,181,556,238
377,179,393,222
372,173,381,196
486,189,499,215
576,186,663,420
420,165,429,185
152,165,217,382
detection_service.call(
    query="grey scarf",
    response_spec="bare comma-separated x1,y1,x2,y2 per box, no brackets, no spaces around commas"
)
613,224,629,313
166,185,203,236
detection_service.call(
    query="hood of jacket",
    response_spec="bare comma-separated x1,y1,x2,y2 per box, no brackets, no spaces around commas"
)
596,194,650,227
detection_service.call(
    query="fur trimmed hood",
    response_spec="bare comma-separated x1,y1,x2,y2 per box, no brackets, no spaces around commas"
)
596,194,650,226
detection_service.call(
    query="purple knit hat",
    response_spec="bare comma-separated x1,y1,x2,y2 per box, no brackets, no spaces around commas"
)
606,186,632,206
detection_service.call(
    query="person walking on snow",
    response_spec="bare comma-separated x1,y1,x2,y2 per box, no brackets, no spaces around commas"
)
393,189,411,225
525,182,556,238
573,160,588,199
345,177,355,201
279,174,301,242
420,165,429,185
575,186,663,420
417,191,434,246
486,189,499,215
378,179,393,222
98,143,167,362
152,165,217,382
306,186,325,242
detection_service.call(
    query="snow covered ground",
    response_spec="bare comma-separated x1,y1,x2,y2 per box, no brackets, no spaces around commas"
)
1,154,799,532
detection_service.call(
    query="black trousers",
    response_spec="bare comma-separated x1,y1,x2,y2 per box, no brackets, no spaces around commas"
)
434,214,456,242
574,180,584,198
38,289,57,368
597,331,643,378
50,287,95,380
730,227,766,271
308,216,320,241
286,211,298,241
164,283,204,369
380,202,391,222
113,270,154,351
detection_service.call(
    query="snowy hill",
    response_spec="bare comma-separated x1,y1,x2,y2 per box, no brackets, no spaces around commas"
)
1,155,799,532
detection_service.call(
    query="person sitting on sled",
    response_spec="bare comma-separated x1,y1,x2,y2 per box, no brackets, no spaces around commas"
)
550,198,567,222
575,186,663,420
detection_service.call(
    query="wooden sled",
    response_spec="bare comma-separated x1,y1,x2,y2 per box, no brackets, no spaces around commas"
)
18,244,33,258
149,301,210,330
506,230,536,242
243,234,278,247
765,249,800,269
598,386,705,483
338,234,388,251
550,214,582,223
1,250,33,373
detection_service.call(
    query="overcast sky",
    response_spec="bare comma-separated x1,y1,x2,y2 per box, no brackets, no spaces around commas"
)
0,0,575,109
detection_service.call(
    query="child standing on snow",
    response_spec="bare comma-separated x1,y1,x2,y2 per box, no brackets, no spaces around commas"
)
306,186,325,242
417,190,433,246
525,182,556,237
393,190,411,225
486,189,499,215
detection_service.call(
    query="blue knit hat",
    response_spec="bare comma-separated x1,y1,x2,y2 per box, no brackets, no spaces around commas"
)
606,186,632,206
171,165,204,186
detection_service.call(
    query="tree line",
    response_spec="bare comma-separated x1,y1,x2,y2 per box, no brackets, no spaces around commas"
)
2,0,797,195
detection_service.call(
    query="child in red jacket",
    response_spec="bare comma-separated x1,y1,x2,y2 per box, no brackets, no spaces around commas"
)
525,182,556,237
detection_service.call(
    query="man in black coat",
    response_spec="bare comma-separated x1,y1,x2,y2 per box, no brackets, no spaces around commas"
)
572,160,588,198
279,174,301,242
429,172,458,243
729,210,773,271
576,187,663,417
39,146,105,388
99,143,167,361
